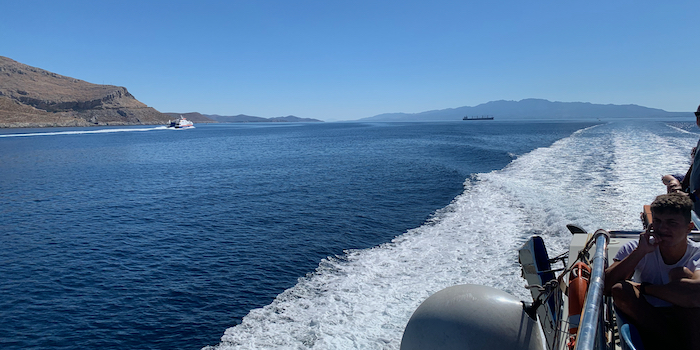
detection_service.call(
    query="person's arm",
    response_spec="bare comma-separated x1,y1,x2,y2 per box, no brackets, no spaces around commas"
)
604,229,657,294
681,164,693,192
604,250,645,294
643,269,700,308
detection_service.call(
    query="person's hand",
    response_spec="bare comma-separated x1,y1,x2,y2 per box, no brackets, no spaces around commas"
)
627,281,641,288
662,174,676,185
622,280,643,295
637,225,659,255
669,266,693,281
662,175,683,193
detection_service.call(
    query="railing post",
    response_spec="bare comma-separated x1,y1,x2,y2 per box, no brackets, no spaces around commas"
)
576,229,609,350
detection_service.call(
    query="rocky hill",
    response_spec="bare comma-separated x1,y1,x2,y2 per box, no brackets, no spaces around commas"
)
0,56,171,127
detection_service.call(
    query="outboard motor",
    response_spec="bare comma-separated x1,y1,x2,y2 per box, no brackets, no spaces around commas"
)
400,284,546,350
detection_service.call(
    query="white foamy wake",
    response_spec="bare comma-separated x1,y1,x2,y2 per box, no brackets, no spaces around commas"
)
206,120,697,350
0,126,168,137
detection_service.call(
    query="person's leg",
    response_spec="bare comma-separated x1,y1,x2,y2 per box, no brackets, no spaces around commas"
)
611,281,676,349
674,306,700,349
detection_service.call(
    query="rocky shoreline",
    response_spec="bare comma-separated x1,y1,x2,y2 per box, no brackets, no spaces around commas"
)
0,56,172,128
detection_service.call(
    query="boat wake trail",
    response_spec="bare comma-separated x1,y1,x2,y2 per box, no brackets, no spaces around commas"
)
206,120,698,350
0,126,169,138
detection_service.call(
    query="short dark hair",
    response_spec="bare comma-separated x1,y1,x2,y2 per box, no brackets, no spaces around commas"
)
650,193,693,223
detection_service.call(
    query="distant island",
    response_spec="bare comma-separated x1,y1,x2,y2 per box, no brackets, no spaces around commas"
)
163,112,323,123
360,98,690,122
205,114,323,123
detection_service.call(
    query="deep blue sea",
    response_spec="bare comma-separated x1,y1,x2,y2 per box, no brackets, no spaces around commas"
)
1,119,697,349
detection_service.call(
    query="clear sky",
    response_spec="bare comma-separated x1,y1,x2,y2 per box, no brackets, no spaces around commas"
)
2,0,699,121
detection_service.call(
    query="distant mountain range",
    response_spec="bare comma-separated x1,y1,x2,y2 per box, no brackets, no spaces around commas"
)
361,98,689,122
206,114,322,123
1,56,690,127
163,112,322,123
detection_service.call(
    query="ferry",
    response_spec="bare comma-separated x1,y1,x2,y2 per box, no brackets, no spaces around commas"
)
168,116,194,129
399,217,700,350
463,115,494,120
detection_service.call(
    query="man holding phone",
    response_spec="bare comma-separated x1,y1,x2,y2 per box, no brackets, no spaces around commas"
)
604,193,700,349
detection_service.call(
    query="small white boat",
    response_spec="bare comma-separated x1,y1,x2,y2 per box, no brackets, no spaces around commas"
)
168,116,194,129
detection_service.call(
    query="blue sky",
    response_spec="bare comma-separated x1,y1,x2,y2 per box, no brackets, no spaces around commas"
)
2,0,699,121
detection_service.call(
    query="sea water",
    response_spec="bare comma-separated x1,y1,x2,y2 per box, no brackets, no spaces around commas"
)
0,119,696,349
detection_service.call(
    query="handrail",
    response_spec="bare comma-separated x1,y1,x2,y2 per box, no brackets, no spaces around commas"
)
576,229,609,350
692,211,700,232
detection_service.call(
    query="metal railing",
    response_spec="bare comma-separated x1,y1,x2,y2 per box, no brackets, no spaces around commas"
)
576,229,610,350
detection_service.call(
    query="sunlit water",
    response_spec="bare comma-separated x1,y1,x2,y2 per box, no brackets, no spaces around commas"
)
1,119,695,349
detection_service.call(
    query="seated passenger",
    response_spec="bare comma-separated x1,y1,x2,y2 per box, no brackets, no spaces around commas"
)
604,193,700,350
662,104,700,202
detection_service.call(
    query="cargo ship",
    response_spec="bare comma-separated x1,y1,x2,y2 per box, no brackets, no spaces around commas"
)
463,115,494,120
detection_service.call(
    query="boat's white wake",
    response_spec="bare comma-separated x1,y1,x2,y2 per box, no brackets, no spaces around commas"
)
206,121,698,350
0,126,169,138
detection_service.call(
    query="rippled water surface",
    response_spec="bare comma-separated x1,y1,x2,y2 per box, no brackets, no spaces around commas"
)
4,120,689,349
